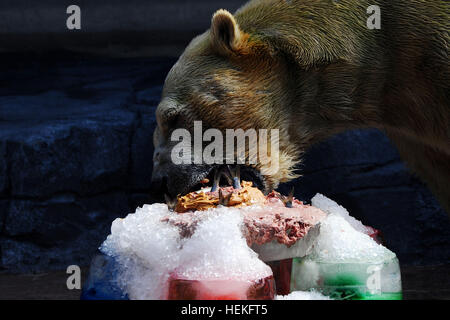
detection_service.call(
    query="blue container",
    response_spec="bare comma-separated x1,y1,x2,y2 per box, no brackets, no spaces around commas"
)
80,250,129,300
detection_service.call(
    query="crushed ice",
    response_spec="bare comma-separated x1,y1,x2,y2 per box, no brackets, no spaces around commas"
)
100,193,396,299
311,194,395,263
100,204,271,299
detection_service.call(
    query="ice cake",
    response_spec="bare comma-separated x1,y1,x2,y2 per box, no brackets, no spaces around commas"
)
91,172,401,300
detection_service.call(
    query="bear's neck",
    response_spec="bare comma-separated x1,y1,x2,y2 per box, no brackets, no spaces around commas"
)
236,0,388,145
236,0,447,150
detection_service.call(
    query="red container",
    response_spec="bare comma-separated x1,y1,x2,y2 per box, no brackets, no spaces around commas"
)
267,258,293,295
167,274,276,300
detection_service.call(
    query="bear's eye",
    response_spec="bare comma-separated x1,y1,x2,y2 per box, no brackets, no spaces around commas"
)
157,107,180,137
167,113,179,130
156,98,181,135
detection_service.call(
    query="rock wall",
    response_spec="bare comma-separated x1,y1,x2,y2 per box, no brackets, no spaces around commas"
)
0,0,245,57
0,55,449,273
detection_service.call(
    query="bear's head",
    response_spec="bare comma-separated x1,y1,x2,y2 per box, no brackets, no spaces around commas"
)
152,9,304,198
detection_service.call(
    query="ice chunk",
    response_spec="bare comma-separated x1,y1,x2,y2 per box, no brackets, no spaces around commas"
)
100,204,272,300
312,193,370,234
310,213,395,263
175,207,271,281
276,290,331,300
100,203,181,299
291,211,402,299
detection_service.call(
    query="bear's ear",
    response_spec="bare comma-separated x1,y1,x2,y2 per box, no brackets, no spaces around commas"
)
210,9,243,55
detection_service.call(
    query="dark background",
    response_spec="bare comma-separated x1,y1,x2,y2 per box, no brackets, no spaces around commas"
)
0,0,449,279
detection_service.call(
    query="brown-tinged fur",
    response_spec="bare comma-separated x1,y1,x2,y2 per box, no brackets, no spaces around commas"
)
153,0,450,213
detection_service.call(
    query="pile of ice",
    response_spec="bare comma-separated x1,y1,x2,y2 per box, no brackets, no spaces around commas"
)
312,193,371,234
309,213,395,263
310,194,395,264
292,194,400,296
99,193,397,300
100,204,271,300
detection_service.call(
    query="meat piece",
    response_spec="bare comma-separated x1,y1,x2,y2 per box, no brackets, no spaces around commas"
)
242,200,326,247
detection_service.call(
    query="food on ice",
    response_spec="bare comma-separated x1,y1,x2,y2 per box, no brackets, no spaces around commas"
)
165,186,326,248
175,181,266,213
160,181,327,297
86,172,401,300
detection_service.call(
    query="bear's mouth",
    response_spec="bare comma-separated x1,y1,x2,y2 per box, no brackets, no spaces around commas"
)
168,164,266,202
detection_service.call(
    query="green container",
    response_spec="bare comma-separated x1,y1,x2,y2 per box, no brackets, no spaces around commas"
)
291,256,402,300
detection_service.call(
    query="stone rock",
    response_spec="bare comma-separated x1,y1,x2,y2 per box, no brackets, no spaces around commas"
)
0,141,7,195
1,56,448,273
135,85,164,106
302,129,400,171
0,56,173,272
7,114,135,198
130,113,157,190
2,192,130,272
0,200,8,234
